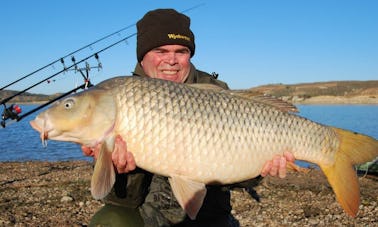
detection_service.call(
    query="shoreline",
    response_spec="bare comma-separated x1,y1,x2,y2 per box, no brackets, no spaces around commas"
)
0,161,377,226
15,96,378,106
293,95,378,105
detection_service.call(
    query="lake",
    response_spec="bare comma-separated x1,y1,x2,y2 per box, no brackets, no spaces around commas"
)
0,104,377,162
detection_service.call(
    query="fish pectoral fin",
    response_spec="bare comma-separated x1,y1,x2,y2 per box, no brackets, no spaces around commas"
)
168,176,207,220
91,139,116,200
287,162,310,173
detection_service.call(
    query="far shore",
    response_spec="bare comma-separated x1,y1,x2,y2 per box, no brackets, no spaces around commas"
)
15,95,378,106
293,95,378,105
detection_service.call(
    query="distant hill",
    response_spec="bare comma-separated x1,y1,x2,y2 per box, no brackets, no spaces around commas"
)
247,80,378,104
1,80,378,104
0,90,61,103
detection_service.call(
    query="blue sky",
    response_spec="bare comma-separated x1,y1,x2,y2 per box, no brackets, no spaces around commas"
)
1,1,377,94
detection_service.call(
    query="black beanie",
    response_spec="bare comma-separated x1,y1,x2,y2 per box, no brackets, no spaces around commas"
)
136,9,195,62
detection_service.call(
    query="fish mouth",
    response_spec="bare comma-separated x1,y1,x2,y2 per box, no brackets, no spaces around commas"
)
30,119,53,146
30,118,89,146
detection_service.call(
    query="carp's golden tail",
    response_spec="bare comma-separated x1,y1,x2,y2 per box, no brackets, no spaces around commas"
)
319,127,378,217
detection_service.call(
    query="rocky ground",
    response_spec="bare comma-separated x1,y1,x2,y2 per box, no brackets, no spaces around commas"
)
0,161,377,226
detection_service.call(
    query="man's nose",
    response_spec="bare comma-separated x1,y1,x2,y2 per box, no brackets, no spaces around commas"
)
164,52,177,64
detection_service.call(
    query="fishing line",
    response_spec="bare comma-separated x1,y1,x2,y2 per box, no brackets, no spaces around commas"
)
0,3,205,92
1,32,136,106
0,23,135,91
16,83,89,122
181,3,206,13
1,4,205,127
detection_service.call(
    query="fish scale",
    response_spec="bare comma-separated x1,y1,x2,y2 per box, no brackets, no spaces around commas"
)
30,76,378,218
109,77,335,182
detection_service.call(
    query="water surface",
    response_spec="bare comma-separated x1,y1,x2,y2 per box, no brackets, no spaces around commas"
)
0,104,376,162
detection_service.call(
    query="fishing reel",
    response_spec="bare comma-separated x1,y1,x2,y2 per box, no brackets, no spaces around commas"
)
1,104,22,128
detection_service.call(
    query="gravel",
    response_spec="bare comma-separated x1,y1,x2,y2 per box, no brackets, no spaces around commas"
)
0,161,376,226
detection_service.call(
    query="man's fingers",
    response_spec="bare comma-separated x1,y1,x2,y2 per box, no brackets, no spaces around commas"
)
111,135,137,173
115,149,128,173
261,160,272,177
261,152,295,178
283,151,295,163
125,152,136,172
81,146,93,156
269,156,280,177
115,151,136,173
278,156,287,178
112,147,119,165
82,145,101,159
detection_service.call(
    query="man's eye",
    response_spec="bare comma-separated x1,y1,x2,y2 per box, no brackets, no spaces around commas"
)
177,49,190,54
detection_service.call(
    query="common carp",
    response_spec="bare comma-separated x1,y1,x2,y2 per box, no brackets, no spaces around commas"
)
30,76,378,219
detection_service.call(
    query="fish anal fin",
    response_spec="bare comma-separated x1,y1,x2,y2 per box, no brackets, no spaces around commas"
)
91,138,116,200
168,176,207,220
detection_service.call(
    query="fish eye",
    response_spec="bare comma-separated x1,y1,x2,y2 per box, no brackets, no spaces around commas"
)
63,99,75,110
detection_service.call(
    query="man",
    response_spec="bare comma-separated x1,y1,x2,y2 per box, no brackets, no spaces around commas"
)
84,9,295,227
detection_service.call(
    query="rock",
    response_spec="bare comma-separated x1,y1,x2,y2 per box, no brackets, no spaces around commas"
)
0,161,377,226
61,196,73,202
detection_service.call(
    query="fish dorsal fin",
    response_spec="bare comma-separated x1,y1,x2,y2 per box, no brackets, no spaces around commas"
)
187,84,298,113
168,176,207,220
226,90,298,113
248,94,298,113
91,136,116,200
187,83,225,92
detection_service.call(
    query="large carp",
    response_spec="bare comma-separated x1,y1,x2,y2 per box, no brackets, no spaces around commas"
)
30,76,378,219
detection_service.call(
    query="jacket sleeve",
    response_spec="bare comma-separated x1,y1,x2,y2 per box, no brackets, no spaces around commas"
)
195,70,230,90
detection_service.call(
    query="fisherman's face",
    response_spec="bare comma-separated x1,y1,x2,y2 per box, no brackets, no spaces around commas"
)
141,45,191,83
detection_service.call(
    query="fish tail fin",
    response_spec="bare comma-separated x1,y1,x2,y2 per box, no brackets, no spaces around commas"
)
91,137,116,200
320,127,378,217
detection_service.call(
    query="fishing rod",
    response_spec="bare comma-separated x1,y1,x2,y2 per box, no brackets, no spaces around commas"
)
0,3,205,102
0,83,88,128
0,23,135,91
0,3,205,92
1,4,205,128
17,83,89,122
0,32,136,106
0,32,136,128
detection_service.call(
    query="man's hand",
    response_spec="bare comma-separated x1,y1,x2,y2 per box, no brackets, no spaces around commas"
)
81,135,136,174
260,151,295,178
111,135,136,173
81,143,101,158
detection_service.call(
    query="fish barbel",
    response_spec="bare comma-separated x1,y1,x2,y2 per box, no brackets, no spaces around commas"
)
30,76,378,219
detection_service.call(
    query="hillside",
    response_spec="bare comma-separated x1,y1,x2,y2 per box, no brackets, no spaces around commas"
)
248,80,378,104
1,80,378,104
0,90,49,103
0,90,62,103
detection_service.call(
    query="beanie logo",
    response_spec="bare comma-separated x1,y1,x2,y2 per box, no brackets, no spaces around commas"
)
167,33,191,42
